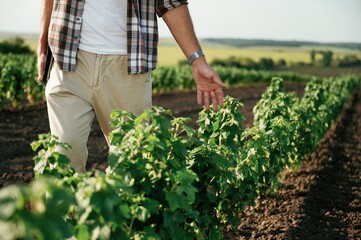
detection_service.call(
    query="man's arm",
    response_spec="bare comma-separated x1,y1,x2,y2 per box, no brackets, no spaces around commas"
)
37,0,54,81
161,5,225,111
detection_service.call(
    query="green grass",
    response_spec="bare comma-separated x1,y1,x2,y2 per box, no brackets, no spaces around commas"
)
158,45,309,66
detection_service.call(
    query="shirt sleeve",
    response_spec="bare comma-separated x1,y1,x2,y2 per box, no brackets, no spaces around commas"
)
156,0,188,17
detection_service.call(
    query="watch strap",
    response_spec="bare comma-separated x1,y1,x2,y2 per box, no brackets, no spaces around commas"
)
188,50,205,64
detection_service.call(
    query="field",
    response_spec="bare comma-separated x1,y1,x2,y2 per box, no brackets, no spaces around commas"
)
157,38,361,66
21,36,318,65
1,73,361,239
1,83,361,239
12,35,361,67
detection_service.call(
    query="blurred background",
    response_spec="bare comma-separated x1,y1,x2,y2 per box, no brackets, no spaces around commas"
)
0,0,360,67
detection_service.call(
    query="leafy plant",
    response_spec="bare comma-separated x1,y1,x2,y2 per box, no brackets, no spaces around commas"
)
107,107,200,239
31,134,74,179
253,77,301,174
191,96,245,231
0,54,44,109
0,74,359,240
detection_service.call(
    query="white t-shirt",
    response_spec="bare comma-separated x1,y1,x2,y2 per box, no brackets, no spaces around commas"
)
79,0,127,54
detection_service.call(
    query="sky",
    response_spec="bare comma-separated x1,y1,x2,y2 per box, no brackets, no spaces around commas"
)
0,0,360,43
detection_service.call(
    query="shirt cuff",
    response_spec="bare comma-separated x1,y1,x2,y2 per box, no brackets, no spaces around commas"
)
156,0,188,17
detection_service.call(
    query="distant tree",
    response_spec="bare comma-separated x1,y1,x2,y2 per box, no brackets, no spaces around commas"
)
276,59,287,67
0,36,33,54
211,57,242,68
336,55,361,67
210,56,277,70
239,58,257,69
309,50,334,67
259,58,274,70
177,59,189,66
310,49,316,65
321,51,333,67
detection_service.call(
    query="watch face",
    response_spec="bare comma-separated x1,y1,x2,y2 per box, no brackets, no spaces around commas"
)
188,50,204,64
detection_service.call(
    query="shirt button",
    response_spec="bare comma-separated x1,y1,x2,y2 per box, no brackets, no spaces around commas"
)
76,17,81,22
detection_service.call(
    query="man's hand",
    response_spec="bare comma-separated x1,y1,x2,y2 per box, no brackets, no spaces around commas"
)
192,59,225,111
37,52,47,82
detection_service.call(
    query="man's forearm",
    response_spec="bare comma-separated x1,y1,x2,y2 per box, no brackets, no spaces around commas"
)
161,5,205,62
162,4,225,112
37,0,54,55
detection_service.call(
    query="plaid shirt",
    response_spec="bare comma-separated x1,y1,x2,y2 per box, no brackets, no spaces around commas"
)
48,0,188,74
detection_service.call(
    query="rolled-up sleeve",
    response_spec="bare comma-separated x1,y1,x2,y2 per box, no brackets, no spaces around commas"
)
156,0,188,17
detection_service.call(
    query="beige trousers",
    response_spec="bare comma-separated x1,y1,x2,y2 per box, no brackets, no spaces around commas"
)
45,49,152,173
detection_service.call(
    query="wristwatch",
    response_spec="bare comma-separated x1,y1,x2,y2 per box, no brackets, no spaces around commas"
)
188,50,205,64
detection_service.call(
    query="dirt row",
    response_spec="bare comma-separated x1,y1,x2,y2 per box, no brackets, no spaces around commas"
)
0,83,303,187
233,88,361,240
286,66,361,78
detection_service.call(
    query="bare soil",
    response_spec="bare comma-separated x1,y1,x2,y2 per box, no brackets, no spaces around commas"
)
234,88,361,240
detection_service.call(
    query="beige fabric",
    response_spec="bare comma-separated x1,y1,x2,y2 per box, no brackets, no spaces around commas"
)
45,49,152,172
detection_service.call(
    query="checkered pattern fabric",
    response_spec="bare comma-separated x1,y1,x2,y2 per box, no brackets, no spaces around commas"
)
48,0,188,74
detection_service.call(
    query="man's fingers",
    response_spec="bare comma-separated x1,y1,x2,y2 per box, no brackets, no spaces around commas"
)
197,89,203,105
37,57,46,81
197,88,224,111
37,70,44,81
38,70,44,81
215,88,224,107
204,92,210,111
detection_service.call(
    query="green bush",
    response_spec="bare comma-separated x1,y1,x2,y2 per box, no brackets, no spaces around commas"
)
0,37,33,54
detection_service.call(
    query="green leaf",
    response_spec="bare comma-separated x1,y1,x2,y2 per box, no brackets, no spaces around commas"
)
119,204,131,219
0,186,24,219
30,141,42,151
143,199,160,214
33,159,47,175
77,225,90,240
166,191,182,212
133,206,150,222
134,226,161,240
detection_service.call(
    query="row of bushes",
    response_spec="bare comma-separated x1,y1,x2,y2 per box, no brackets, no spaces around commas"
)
0,54,44,109
151,65,310,93
0,53,312,109
178,56,285,70
0,75,359,239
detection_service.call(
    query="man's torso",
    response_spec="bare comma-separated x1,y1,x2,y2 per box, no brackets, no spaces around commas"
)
78,0,127,55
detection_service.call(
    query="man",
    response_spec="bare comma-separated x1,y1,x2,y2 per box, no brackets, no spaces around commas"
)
37,0,225,173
